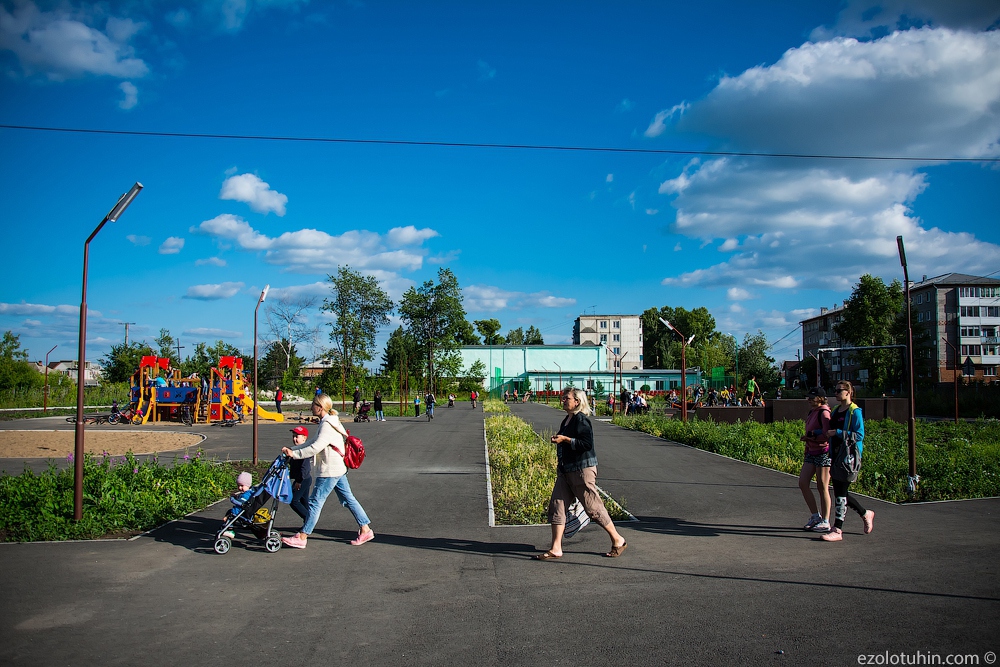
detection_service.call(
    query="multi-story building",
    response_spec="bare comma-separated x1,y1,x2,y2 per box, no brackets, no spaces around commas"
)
911,273,1000,384
573,314,643,370
800,273,1000,387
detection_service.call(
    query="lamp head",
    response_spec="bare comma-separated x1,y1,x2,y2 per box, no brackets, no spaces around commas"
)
896,235,907,267
107,182,143,223
259,284,270,303
658,317,676,333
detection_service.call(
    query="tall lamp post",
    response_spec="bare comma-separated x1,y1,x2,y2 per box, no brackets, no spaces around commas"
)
253,284,270,465
660,318,695,423
43,344,57,413
74,182,143,521
728,333,739,395
896,236,918,495
554,362,562,394
941,337,959,424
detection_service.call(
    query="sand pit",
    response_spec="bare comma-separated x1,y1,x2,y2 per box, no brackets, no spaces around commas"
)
0,430,205,459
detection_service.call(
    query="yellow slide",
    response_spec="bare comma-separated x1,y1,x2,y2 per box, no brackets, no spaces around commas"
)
244,394,285,422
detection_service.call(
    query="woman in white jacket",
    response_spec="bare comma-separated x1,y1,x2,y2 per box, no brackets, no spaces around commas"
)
281,394,375,549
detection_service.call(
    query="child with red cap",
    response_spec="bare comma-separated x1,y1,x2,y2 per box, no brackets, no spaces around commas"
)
287,426,312,520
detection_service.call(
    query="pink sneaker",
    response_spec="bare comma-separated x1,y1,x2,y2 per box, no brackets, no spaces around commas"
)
281,535,307,549
350,530,375,546
862,510,875,534
821,527,843,542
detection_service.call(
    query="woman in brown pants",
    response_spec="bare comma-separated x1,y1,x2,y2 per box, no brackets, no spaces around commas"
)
534,387,628,560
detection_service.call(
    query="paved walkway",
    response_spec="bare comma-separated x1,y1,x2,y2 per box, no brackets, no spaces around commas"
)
0,403,997,666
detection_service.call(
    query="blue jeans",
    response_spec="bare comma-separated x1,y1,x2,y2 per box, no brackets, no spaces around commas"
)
300,474,371,535
289,476,312,521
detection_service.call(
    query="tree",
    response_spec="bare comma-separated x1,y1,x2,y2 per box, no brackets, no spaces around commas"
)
101,341,156,384
0,331,44,391
738,330,781,392
264,295,318,374
641,305,729,373
154,328,179,365
259,339,305,388
835,274,905,391
458,359,487,394
323,266,394,376
524,325,544,345
474,319,504,345
398,268,470,393
506,327,525,345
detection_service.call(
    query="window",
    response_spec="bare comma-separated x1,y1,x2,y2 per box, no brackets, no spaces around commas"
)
987,307,1000,317
614,360,620,369
613,334,620,342
600,321,607,329
961,306,981,317
613,321,620,329
655,380,664,390
600,334,607,342
961,326,981,337
984,366,997,377
983,327,997,337
613,347,620,355
917,293,923,304
983,345,999,356
628,380,635,390
961,345,982,356
586,379,594,390
639,355,644,361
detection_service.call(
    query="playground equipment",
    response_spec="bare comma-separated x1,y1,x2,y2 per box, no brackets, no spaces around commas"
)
209,356,284,424
124,355,283,425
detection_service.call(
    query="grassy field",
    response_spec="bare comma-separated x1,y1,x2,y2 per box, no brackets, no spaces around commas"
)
484,399,630,524
612,414,1000,503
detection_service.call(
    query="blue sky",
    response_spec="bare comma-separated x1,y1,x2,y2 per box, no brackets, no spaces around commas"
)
1,0,999,370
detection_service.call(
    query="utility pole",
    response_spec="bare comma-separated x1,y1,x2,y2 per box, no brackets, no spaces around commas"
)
119,322,136,346
174,340,184,364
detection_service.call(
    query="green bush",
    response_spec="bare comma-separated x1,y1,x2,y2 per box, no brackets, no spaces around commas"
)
0,451,249,542
613,414,1000,503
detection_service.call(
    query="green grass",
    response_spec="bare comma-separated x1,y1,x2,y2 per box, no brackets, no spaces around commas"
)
613,414,1000,503
485,406,630,524
0,451,264,542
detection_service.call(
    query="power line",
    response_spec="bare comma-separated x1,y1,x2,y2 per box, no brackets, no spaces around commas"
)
2,124,998,163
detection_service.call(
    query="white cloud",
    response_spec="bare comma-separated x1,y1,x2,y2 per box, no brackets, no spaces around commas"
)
464,285,576,312
118,81,137,109
219,173,288,216
126,234,150,246
183,282,245,300
0,302,78,316
644,102,689,138
195,256,226,267
183,327,242,338
606,174,614,183
727,287,754,300
428,250,461,264
266,282,330,301
164,8,192,29
386,225,439,247
657,26,1000,291
159,237,185,254
645,208,658,216
813,1,1000,41
191,214,439,276
0,3,149,81
616,99,633,113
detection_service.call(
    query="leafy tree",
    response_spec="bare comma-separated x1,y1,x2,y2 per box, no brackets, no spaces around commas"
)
524,325,544,345
258,339,305,389
0,331,44,391
180,342,214,380
474,319,504,345
398,268,469,394
835,274,905,392
506,327,525,345
154,328,179,365
593,379,606,400
738,330,781,392
454,318,481,345
101,341,156,384
380,327,422,379
641,306,730,373
323,266,394,376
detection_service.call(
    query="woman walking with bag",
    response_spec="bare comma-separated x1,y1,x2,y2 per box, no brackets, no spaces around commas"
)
281,394,375,549
822,381,875,542
799,387,832,532
533,387,627,561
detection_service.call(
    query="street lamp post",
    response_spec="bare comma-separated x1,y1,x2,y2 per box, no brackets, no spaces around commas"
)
728,333,739,396
43,344,57,413
896,236,918,495
253,284,270,465
660,318,695,423
554,362,562,394
74,182,143,521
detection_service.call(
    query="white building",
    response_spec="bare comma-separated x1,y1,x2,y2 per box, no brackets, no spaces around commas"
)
573,314,643,370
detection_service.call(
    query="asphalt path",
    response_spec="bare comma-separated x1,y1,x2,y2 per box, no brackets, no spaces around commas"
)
0,402,997,666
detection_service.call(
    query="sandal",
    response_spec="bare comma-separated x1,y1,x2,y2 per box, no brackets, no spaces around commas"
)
605,541,627,558
532,551,562,561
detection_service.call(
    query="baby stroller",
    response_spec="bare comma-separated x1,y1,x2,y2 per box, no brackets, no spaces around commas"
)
354,401,372,422
214,453,292,555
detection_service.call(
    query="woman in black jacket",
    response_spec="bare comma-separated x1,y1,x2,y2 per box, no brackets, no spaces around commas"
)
534,387,628,560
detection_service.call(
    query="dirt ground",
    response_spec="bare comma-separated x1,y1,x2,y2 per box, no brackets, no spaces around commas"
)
0,430,204,459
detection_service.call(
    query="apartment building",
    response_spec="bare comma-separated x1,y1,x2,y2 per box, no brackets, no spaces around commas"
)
800,273,1000,386
573,314,643,370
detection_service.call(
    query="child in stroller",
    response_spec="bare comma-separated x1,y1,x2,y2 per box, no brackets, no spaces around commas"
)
354,400,372,422
214,454,292,555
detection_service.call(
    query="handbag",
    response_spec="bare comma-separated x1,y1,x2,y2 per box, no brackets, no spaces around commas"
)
563,500,591,538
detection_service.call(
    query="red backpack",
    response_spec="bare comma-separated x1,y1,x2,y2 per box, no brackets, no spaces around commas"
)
331,429,366,469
